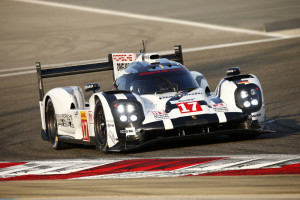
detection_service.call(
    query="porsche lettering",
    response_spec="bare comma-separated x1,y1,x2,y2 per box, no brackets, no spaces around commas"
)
113,54,134,62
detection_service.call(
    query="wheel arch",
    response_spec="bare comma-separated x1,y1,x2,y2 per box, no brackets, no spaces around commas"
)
90,92,119,149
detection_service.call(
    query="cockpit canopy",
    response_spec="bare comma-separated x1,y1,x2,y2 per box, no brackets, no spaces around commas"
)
114,60,199,95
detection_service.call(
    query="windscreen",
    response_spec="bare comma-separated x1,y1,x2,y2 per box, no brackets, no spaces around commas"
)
116,68,199,95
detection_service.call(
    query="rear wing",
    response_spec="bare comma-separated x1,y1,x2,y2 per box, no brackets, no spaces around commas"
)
36,45,183,101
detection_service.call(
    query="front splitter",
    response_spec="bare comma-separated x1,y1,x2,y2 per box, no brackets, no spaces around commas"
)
109,128,275,152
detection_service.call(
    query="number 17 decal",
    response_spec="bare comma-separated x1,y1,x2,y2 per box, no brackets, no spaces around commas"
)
177,101,202,113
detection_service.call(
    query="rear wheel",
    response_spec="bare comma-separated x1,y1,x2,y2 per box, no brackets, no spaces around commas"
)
94,100,109,153
46,98,65,150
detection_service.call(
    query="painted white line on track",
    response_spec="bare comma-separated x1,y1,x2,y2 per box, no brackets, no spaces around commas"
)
1,35,299,78
0,70,36,78
182,36,298,52
0,58,108,73
14,0,286,38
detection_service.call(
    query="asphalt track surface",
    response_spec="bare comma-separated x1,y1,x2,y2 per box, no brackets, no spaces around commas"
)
0,0,300,199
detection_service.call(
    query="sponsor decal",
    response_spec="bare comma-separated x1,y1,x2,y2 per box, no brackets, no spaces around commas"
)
88,111,94,124
213,103,226,107
107,122,115,128
152,111,169,120
213,107,229,112
237,80,249,84
80,111,90,141
159,92,202,100
251,113,262,118
56,114,74,128
120,127,137,136
177,101,202,113
212,103,229,112
116,63,129,71
177,98,195,103
108,130,117,144
160,95,176,99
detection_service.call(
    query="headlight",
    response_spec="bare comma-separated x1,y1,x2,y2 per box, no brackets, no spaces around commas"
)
240,90,248,99
251,99,259,106
120,115,127,122
127,104,135,113
113,100,144,126
243,101,251,108
117,105,125,113
130,115,138,122
235,84,262,113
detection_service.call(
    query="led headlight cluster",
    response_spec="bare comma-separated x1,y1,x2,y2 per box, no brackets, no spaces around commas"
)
234,84,262,112
116,104,138,122
113,100,144,125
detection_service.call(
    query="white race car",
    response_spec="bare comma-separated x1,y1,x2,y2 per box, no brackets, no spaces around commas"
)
36,45,273,152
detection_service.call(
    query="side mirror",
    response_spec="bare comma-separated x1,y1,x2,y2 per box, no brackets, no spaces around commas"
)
85,83,100,93
227,67,240,76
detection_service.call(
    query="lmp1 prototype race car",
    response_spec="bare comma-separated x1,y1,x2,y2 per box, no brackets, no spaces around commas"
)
36,45,273,152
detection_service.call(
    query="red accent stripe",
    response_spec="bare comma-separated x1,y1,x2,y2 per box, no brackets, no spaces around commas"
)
187,163,300,176
0,162,27,169
0,158,223,181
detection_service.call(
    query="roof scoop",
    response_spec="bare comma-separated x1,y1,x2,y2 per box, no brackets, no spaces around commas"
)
136,53,161,64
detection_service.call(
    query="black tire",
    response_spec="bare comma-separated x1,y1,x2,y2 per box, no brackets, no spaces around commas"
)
94,100,109,153
45,98,65,150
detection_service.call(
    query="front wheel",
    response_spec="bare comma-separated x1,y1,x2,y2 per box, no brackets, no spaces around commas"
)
45,98,65,150
94,100,109,153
